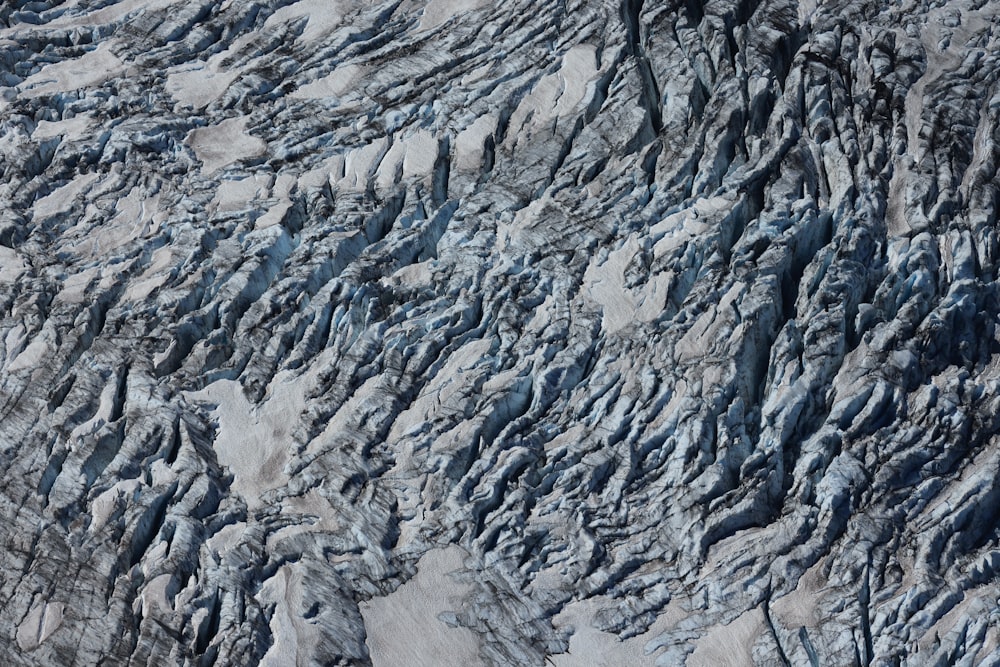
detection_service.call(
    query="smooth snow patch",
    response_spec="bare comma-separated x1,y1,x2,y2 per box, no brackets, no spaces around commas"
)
67,187,164,261
18,42,123,98
186,117,266,174
583,235,670,334
771,559,826,628
15,599,65,651
401,129,438,179
417,0,489,32
33,0,184,29
89,480,142,534
553,45,599,116
377,129,438,189
187,373,307,508
140,574,176,618
0,246,25,285
298,154,347,190
338,138,389,192
55,267,101,305
125,245,175,303
255,173,298,229
212,173,274,213
375,139,406,191
454,114,497,172
206,522,247,556
649,196,731,257
549,596,685,666
32,172,101,220
291,63,364,100
360,546,480,667
32,114,94,140
165,30,263,109
506,44,600,147
263,0,350,44
258,565,322,666
166,64,240,110
686,607,764,667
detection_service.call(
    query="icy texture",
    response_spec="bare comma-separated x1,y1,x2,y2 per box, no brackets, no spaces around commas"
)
2,0,1000,664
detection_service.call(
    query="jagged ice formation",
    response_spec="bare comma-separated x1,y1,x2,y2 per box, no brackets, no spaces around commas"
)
2,0,1000,664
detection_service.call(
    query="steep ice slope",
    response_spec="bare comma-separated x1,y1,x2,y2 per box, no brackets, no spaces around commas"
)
1,0,1000,664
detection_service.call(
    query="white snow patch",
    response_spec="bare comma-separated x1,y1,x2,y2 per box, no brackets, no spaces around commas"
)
212,173,274,213
360,546,480,667
15,598,65,651
291,63,364,100
375,140,406,191
686,607,764,667
454,114,497,172
255,174,298,229
338,138,389,192
32,172,101,221
417,0,489,32
68,187,164,261
258,565,322,666
166,63,240,110
89,480,142,534
18,42,123,98
263,0,350,44
0,246,25,285
298,154,346,190
186,117,266,174
186,373,307,508
506,44,600,147
125,245,175,303
55,267,101,305
549,595,685,666
32,114,95,140
401,129,438,179
583,235,670,334
553,45,599,116
140,574,176,617
29,0,184,29
771,559,826,629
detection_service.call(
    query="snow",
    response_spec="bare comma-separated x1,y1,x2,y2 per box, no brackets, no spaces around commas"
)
417,0,489,32
186,117,267,174
18,42,124,98
360,546,481,667
291,63,365,100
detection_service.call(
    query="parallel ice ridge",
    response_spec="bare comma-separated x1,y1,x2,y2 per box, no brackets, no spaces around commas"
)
1,0,999,664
